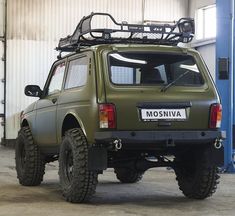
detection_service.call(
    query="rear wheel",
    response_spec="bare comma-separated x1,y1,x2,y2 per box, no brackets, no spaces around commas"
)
59,128,98,203
174,147,220,199
114,168,143,183
15,126,45,186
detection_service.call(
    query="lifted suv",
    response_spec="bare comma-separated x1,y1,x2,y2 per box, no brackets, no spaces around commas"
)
16,13,225,203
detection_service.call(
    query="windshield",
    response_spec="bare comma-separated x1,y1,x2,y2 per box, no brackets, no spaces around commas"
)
108,52,204,86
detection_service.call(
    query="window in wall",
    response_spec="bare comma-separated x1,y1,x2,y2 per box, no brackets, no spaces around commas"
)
196,5,216,40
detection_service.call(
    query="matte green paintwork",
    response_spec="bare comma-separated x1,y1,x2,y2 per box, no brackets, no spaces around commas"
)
21,44,220,153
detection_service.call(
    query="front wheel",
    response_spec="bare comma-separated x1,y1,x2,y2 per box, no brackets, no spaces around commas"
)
59,128,98,203
15,126,45,186
174,147,220,199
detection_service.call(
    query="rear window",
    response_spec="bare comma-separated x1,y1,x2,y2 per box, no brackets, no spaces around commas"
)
108,52,204,86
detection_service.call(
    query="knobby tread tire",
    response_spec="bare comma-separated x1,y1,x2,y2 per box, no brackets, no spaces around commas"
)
15,126,45,186
114,168,143,183
59,128,98,203
174,147,220,199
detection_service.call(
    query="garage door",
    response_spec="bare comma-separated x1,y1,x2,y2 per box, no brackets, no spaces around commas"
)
0,41,4,142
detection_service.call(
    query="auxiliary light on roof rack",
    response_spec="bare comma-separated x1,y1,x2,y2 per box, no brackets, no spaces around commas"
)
56,12,195,53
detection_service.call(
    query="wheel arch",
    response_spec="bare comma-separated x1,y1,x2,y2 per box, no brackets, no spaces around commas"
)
20,118,34,133
21,119,29,127
61,112,87,138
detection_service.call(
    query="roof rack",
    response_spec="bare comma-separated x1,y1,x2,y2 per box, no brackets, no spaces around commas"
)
56,12,195,52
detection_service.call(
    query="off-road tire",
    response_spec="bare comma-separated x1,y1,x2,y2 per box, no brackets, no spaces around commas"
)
59,128,98,203
174,147,220,199
114,168,143,183
15,126,45,186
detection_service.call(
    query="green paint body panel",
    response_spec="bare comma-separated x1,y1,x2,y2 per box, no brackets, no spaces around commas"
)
21,44,220,154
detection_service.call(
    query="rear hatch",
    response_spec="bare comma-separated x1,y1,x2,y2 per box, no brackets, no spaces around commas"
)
101,46,219,131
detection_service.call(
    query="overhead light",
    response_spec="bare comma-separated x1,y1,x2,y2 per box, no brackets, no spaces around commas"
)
110,53,147,64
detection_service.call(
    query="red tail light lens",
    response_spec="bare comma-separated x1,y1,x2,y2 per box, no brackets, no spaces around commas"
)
99,104,116,129
209,104,222,128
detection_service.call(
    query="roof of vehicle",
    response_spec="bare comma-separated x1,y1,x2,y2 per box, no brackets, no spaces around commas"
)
58,43,198,60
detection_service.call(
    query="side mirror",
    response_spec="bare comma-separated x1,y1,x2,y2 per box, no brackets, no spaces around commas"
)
24,85,43,97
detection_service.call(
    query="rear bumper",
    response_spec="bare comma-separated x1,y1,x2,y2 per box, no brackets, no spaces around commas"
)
95,130,226,146
90,130,226,170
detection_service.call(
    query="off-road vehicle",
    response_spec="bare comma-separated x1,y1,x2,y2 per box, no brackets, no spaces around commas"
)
15,13,225,203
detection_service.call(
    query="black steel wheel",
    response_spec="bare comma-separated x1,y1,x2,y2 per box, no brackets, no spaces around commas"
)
59,128,98,203
15,126,45,186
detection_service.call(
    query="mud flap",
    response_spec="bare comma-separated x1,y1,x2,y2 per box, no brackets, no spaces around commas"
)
88,146,107,171
207,145,224,167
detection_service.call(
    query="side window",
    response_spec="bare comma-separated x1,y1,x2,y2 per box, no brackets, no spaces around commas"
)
110,66,134,84
48,62,66,95
65,57,88,89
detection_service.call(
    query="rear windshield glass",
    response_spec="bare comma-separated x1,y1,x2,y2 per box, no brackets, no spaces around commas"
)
108,52,204,86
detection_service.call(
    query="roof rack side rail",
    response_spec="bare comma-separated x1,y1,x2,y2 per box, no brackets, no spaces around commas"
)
56,12,195,52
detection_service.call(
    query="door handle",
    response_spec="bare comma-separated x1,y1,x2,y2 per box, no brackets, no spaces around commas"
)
51,98,57,104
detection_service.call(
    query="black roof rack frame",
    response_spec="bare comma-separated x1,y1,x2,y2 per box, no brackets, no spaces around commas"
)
56,12,195,52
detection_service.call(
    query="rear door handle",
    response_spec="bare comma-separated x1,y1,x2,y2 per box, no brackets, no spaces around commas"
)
51,98,57,104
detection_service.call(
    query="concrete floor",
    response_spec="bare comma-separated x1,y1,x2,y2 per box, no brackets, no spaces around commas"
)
0,146,234,216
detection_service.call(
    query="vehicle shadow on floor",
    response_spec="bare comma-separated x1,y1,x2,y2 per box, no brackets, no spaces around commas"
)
92,180,195,206
0,179,199,208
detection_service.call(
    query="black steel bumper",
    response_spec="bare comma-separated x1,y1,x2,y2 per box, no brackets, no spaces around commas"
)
90,130,226,171
95,130,226,147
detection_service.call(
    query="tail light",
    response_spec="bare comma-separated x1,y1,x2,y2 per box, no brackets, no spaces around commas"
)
209,104,222,128
99,104,116,129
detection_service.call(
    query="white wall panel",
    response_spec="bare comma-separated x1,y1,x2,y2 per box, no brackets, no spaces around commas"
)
0,0,4,36
106,0,143,23
189,0,216,82
197,44,216,80
189,0,215,17
6,0,189,139
144,0,189,21
6,40,57,138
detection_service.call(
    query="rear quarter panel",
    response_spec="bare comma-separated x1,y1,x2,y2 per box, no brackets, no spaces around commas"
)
56,51,100,144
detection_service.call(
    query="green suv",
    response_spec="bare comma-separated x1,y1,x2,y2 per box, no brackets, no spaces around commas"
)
15,13,225,203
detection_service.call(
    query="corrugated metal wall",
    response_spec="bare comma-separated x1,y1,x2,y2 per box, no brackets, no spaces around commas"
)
144,0,188,21
6,0,189,139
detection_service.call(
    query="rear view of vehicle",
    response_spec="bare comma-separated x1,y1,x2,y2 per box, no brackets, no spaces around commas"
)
105,49,217,132
96,46,224,199
15,13,225,203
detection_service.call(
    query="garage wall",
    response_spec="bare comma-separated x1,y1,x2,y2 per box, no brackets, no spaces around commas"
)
189,0,216,80
189,0,215,17
5,0,189,139
144,0,188,21
197,43,216,80
0,0,5,142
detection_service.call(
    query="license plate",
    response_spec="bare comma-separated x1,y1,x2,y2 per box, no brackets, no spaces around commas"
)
141,109,186,121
